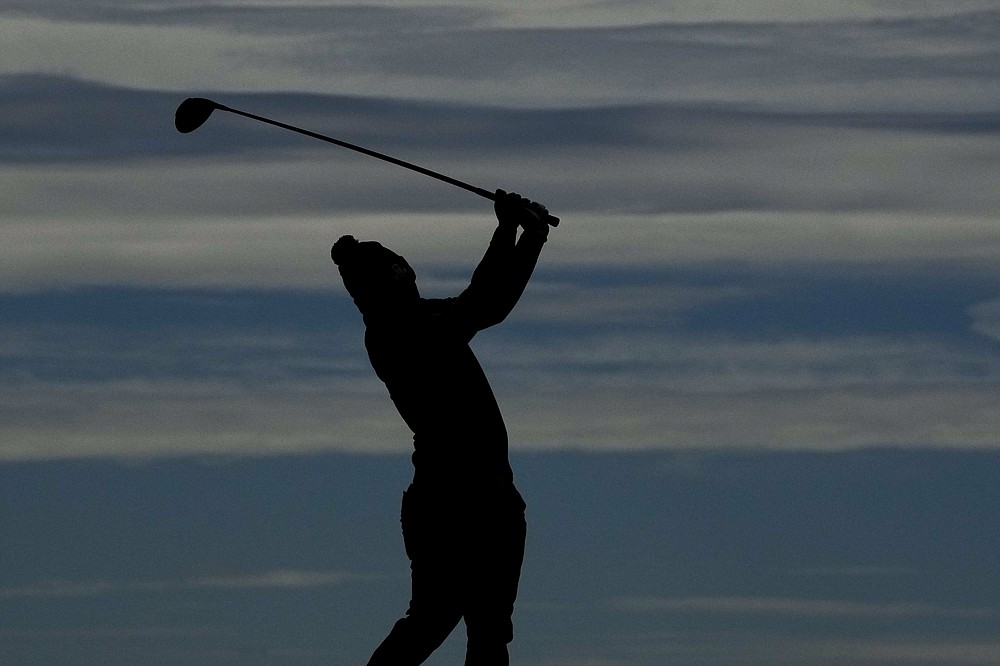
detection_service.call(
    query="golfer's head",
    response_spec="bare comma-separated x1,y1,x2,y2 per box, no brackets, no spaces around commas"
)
331,235,418,312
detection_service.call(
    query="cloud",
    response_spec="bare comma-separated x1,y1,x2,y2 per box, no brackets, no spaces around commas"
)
4,73,990,166
0,378,411,460
5,0,1000,29
819,640,1000,664
4,351,998,460
599,633,1000,666
0,580,117,599
4,77,1000,282
2,9,998,461
269,8,1000,107
504,382,1000,452
0,2,493,35
3,8,1000,108
3,207,1000,292
969,298,1000,342
486,334,1000,393
4,75,1000,265
2,5,998,665
190,570,366,590
0,569,367,599
2,273,997,460
790,565,920,577
1,72,590,164
610,595,994,618
520,652,654,666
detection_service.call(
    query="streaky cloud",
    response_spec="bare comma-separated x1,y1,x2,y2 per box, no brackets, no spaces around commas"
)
3,75,999,166
0,2,494,34
610,595,995,618
0,569,366,598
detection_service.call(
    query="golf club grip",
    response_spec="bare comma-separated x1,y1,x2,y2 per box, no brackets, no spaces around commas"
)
478,189,560,227
219,105,559,227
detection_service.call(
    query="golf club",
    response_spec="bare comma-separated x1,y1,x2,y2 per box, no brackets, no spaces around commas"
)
175,97,559,226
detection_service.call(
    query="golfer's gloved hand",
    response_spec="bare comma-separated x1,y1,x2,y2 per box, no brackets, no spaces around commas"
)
494,189,550,239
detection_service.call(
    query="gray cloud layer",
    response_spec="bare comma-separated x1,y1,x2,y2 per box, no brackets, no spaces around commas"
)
4,4,1000,108
0,2,494,34
4,75,1000,229
6,74,1000,164
2,2,998,458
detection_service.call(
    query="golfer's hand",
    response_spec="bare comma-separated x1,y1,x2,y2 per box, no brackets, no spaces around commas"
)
494,189,550,239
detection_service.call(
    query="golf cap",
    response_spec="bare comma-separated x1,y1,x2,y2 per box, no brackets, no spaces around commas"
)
332,235,416,311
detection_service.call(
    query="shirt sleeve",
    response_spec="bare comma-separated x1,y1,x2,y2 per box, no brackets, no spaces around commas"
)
443,223,547,336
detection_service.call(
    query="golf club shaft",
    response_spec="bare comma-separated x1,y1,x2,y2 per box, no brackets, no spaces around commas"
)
215,103,559,226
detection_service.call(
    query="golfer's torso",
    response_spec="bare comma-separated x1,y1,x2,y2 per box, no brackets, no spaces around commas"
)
364,302,512,483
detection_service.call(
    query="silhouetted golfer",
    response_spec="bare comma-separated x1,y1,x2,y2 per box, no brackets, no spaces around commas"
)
331,190,552,666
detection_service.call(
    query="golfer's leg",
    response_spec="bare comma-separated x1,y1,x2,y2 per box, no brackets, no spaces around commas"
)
367,547,464,666
367,486,463,666
463,491,527,666
366,599,461,666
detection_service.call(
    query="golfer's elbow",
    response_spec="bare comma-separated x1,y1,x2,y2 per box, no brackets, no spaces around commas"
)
475,310,510,331
473,299,519,330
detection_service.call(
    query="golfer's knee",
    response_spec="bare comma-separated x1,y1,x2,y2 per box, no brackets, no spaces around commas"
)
366,611,460,666
405,606,462,642
466,616,514,646
464,639,511,666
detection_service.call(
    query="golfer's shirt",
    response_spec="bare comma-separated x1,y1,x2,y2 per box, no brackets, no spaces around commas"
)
364,224,546,489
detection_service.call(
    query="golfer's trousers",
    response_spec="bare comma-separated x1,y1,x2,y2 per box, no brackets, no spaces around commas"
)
366,482,527,666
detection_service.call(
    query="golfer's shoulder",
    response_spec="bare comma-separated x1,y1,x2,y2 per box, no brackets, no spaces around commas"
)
419,297,458,314
418,297,477,339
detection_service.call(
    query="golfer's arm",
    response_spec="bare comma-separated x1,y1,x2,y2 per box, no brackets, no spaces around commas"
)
454,224,545,330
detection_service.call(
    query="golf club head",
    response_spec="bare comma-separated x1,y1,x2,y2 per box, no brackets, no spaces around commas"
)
174,97,221,133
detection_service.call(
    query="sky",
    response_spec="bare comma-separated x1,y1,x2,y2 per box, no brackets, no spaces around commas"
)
1,1,999,664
